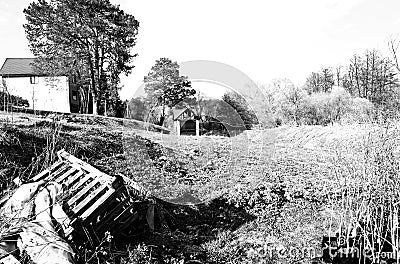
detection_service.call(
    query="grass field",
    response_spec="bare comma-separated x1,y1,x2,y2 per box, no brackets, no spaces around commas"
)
0,114,399,263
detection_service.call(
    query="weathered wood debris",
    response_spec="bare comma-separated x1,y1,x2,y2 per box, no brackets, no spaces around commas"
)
0,150,155,264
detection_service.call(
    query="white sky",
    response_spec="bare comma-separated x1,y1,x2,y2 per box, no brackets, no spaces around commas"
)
1,0,400,100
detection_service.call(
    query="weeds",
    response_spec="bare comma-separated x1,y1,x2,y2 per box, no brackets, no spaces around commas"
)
326,125,400,263
2,118,400,263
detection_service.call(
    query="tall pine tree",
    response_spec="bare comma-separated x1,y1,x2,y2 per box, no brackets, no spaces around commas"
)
24,0,139,114
144,58,195,126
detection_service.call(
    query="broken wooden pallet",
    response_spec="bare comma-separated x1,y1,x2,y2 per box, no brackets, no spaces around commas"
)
31,149,152,244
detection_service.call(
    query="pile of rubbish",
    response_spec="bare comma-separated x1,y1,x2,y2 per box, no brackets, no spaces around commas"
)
0,150,155,264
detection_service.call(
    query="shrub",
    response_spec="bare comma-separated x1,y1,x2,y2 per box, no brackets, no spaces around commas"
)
0,91,29,111
343,97,374,124
301,92,331,125
299,87,365,125
127,97,148,121
222,92,259,129
329,86,352,122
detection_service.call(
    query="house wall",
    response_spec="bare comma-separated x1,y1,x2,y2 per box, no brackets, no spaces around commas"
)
2,76,71,113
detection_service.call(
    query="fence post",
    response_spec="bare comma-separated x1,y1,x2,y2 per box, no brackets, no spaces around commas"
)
196,120,200,136
175,120,181,136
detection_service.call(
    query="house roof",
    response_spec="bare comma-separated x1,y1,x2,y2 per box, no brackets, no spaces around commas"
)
0,58,36,76
173,108,187,120
172,107,196,120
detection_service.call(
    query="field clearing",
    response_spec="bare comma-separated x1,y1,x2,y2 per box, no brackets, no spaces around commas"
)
134,123,394,199
130,122,400,263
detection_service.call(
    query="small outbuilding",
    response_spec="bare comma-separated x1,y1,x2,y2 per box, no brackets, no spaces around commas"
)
172,107,200,136
171,106,229,136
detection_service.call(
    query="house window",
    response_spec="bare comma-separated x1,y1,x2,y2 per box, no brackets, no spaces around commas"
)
72,90,78,101
30,76,38,84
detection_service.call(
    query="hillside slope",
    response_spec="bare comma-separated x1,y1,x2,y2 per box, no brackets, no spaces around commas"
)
1,117,398,263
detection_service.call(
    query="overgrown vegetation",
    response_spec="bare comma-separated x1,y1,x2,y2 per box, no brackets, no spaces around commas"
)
2,115,399,263
262,77,391,127
0,91,29,111
324,127,400,263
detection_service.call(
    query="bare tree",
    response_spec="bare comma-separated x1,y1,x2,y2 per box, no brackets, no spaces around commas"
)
335,65,342,87
389,37,400,73
304,68,334,94
346,50,397,106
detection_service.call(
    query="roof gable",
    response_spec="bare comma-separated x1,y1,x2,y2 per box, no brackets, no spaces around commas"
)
0,58,36,76
173,107,196,120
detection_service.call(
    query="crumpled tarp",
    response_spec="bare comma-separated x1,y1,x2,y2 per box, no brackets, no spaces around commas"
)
0,181,75,264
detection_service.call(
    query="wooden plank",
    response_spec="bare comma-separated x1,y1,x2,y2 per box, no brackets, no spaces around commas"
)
82,188,125,224
68,173,94,193
35,163,70,183
58,150,114,183
80,188,115,221
49,160,66,173
98,211,138,235
63,170,84,187
48,163,71,180
114,202,141,223
64,226,74,237
55,167,77,184
30,168,50,182
93,199,130,230
0,255,21,264
96,200,141,234
72,184,109,214
67,178,101,207
83,194,123,226
31,160,63,182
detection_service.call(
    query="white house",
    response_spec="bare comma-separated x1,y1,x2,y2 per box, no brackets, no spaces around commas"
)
0,58,80,113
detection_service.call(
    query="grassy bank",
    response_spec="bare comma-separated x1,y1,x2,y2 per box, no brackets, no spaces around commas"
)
1,117,399,263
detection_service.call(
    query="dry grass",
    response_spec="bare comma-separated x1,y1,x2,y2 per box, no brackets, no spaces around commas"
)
140,123,400,263
322,126,400,263
1,116,400,263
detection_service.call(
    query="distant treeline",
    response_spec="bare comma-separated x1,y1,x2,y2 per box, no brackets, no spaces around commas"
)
128,47,400,129
259,48,400,126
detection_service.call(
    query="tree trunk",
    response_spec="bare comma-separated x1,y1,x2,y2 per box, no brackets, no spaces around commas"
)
158,115,165,126
92,93,98,115
158,104,166,126
79,87,89,114
86,46,98,116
